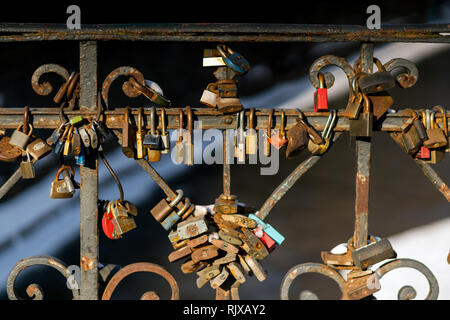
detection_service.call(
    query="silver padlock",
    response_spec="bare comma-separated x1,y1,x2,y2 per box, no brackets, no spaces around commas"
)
200,83,218,108
160,108,170,154
9,123,33,150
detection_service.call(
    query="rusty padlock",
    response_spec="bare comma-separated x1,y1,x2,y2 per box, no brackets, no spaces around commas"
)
351,238,397,270
150,189,184,222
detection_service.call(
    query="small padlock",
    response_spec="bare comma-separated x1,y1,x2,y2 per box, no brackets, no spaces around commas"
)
308,109,337,155
63,125,73,156
9,123,33,150
235,110,246,162
432,105,449,153
174,109,184,164
391,110,422,155
264,109,274,157
50,165,76,199
349,93,373,137
423,109,448,149
216,44,251,76
26,138,52,161
110,200,137,239
121,107,136,158
357,58,395,94
254,227,276,253
248,213,285,245
160,108,170,154
269,110,287,149
285,109,309,159
20,151,35,179
161,198,191,231
313,72,328,112
344,78,364,120
183,107,194,166
136,107,145,159
79,126,91,149
47,122,67,146
239,228,269,260
216,79,243,114
71,128,82,156
150,189,184,222
210,267,229,290
200,83,218,108
245,108,258,155
244,254,267,282
351,238,397,270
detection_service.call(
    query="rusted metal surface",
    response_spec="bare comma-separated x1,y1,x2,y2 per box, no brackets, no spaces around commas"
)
0,23,448,43
375,258,439,300
79,41,99,300
31,64,70,96
101,262,180,300
257,133,342,221
101,66,145,108
6,255,80,300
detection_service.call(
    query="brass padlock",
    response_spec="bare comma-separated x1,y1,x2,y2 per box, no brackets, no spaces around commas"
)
344,78,364,120
423,109,447,149
349,93,373,137
20,151,35,179
50,165,76,199
245,108,258,155
146,107,161,162
26,138,52,160
308,109,337,155
200,82,218,108
345,271,381,300
121,107,136,158
111,200,137,238
183,107,194,166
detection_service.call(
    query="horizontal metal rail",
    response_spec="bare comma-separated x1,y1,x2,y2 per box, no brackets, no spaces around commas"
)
0,107,449,131
0,23,448,42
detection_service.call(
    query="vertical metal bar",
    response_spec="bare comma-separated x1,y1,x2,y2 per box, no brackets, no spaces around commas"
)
79,40,99,300
223,130,231,196
353,42,373,249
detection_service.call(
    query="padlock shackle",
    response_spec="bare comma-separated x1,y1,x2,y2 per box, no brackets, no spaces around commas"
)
137,107,143,132
176,198,191,216
150,106,156,134
15,123,33,137
55,165,75,180
249,108,255,129
169,189,184,207
362,93,371,114
267,109,274,138
161,108,167,135
318,72,326,89
432,105,448,136
323,110,337,139
280,110,285,135
186,107,193,135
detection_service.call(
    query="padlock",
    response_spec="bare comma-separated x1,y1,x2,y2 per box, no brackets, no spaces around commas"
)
210,239,240,255
285,109,309,159
136,107,145,159
144,107,161,162
200,83,218,108
71,128,82,156
244,254,266,282
26,138,52,161
220,214,257,229
150,189,184,222
269,110,287,149
308,109,337,155
181,260,207,274
9,123,33,150
239,228,269,260
432,105,449,153
216,44,251,76
197,265,221,281
351,238,397,270
122,107,136,158
210,267,229,289
184,107,194,166
423,109,448,149
0,136,23,162
50,165,76,199
227,262,246,284
187,234,209,249
160,108,170,154
161,198,191,231
344,79,364,120
168,245,192,262
254,227,276,252
357,58,395,94
216,79,243,114
110,200,137,238
102,202,118,240
245,108,258,155
238,254,251,274
391,110,422,155
345,271,381,300
54,72,75,104
191,244,219,263
213,253,237,266
313,72,328,112
349,93,373,137
87,125,98,150
63,125,73,156
235,110,246,162
219,229,243,246
264,109,273,157
174,109,184,164
79,126,91,149
20,151,35,179
75,144,86,166
248,213,285,245
47,122,67,146
69,115,84,127
177,215,209,240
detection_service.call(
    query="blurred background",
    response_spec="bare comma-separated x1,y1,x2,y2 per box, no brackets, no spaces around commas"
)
0,0,448,300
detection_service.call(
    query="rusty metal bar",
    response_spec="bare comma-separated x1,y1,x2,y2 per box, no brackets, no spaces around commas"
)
223,130,231,196
0,159,38,200
0,108,449,131
353,42,373,249
257,133,343,221
0,23,448,43
413,159,450,202
79,40,99,300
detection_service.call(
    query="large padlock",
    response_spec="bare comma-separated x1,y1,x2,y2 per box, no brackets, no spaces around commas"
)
349,93,373,137
177,215,209,240
9,123,33,150
351,238,397,270
391,110,422,155
49,165,76,199
357,58,395,94
150,189,184,222
285,110,310,159
216,79,243,114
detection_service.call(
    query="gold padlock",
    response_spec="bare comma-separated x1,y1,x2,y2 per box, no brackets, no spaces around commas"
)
50,165,76,199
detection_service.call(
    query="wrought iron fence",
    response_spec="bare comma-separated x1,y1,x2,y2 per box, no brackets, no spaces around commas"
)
0,23,449,300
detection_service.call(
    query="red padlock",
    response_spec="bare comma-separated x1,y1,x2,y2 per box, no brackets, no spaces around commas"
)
415,146,431,160
254,227,276,253
314,73,328,112
102,210,119,240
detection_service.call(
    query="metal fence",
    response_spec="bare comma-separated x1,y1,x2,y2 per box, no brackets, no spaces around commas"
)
0,23,449,300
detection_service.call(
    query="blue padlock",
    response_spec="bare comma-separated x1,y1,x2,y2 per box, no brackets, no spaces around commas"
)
217,44,250,75
75,145,86,166
248,213,285,245
161,198,191,231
